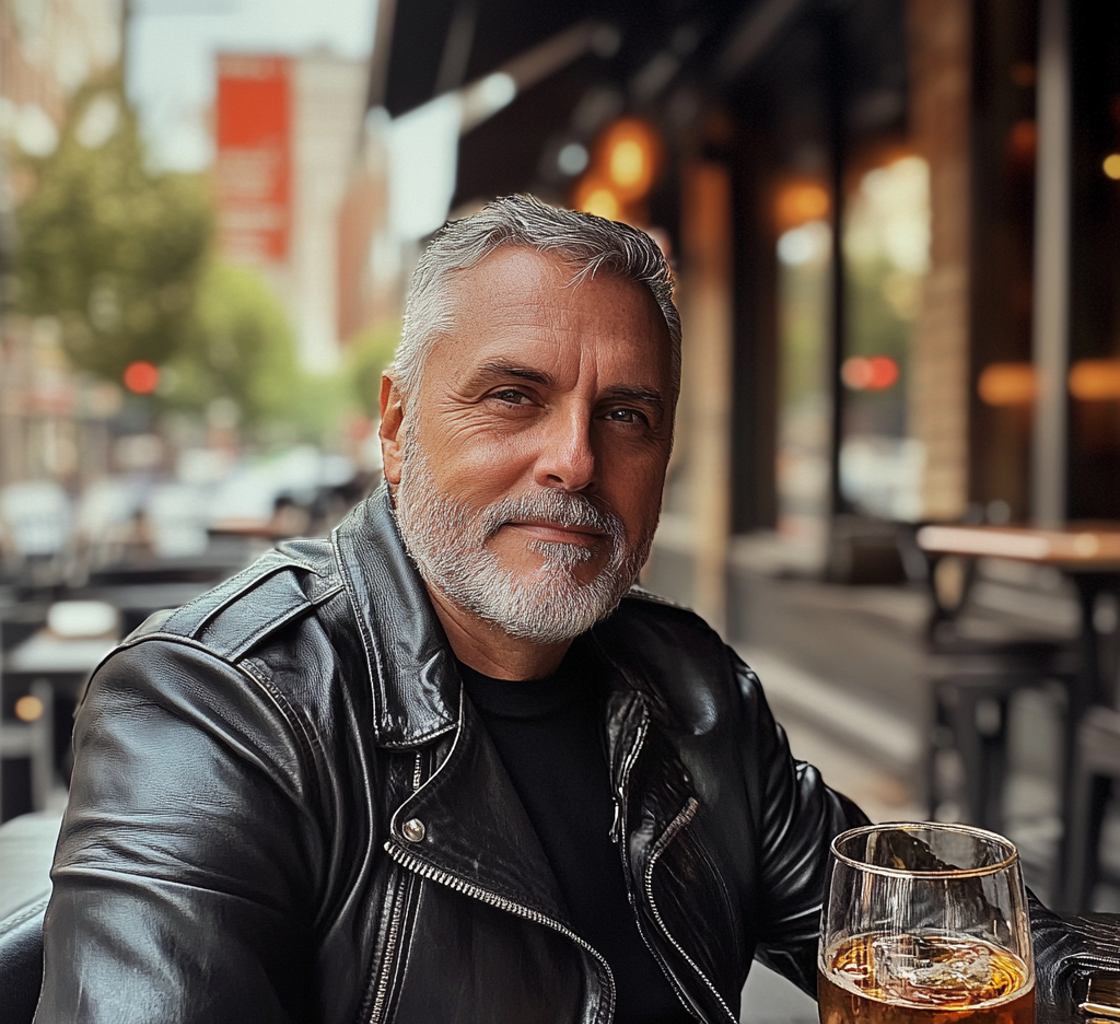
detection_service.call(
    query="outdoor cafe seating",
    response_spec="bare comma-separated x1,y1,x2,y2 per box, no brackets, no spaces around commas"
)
920,548,1080,834
917,522,1120,912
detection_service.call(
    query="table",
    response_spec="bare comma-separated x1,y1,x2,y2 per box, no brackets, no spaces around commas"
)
915,523,1120,904
1,630,118,819
916,524,1120,708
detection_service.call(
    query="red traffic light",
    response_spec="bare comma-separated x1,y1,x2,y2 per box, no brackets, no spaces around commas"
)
842,355,899,391
123,360,160,395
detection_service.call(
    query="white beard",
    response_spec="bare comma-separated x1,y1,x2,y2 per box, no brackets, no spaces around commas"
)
393,435,652,645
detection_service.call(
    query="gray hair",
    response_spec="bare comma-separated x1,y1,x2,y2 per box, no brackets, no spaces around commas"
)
390,194,681,399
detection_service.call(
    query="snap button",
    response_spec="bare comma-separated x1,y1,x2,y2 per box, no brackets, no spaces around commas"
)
402,817,426,843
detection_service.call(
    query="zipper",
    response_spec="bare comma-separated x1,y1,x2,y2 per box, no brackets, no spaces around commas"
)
609,697,734,1023
367,869,414,1024
643,797,738,1024
609,704,705,1022
385,842,617,1024
365,746,439,1024
366,749,431,1024
609,706,648,844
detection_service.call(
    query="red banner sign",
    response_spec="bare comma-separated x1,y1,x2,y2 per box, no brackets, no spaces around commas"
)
215,54,292,263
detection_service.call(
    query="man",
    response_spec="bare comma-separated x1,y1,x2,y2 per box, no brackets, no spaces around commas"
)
35,196,1117,1023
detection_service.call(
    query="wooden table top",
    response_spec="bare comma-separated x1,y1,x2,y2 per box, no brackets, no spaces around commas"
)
916,523,1120,570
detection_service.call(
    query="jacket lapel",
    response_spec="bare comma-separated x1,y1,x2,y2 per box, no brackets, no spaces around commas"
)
331,484,459,748
385,691,570,924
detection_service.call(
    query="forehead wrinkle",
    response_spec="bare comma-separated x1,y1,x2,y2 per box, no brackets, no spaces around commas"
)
424,248,670,394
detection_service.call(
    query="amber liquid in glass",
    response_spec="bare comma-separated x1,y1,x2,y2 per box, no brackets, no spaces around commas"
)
818,933,1035,1024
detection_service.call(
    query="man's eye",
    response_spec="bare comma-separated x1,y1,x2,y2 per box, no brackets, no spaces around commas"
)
492,389,529,405
605,408,648,425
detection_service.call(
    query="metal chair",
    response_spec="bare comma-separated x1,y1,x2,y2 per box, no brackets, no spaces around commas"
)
926,640,1077,832
922,553,1079,833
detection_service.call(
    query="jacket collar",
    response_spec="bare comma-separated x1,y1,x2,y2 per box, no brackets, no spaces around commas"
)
330,483,660,751
332,482,460,748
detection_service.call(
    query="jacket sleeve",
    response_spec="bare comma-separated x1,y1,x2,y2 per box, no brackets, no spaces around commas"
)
34,639,325,1024
732,655,869,995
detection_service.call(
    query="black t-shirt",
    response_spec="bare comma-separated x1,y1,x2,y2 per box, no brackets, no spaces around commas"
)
459,649,692,1024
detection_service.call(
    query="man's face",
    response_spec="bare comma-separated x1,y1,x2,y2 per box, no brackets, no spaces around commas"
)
382,247,675,645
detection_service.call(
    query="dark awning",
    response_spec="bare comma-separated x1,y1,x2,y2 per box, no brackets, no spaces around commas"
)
371,0,609,118
368,0,902,207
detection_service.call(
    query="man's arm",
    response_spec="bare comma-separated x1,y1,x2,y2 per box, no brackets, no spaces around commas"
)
732,655,870,995
35,640,324,1024
1029,894,1120,1020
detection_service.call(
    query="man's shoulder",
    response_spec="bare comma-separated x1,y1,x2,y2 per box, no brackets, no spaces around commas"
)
611,585,725,644
130,536,349,664
598,587,739,686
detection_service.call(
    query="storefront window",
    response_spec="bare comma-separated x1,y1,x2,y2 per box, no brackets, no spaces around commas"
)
776,211,831,551
840,154,929,521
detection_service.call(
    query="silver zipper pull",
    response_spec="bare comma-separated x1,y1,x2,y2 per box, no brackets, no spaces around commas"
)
609,799,622,843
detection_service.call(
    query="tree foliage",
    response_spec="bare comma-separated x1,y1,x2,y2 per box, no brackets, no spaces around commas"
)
14,78,212,381
344,318,401,418
167,261,301,427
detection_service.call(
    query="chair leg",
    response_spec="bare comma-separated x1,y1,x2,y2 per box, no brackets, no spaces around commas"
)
926,680,951,819
1061,770,1110,911
1058,707,1120,911
946,684,1009,831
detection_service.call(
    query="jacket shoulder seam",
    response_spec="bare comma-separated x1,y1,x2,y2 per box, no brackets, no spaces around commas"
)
222,580,345,662
150,539,335,640
0,895,49,935
238,657,324,779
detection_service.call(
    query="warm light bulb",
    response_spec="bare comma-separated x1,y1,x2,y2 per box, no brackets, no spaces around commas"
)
15,695,45,722
583,188,620,220
1103,154,1120,180
610,140,646,189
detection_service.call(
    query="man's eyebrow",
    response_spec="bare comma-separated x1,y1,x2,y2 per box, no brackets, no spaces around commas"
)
468,360,555,387
603,385,665,408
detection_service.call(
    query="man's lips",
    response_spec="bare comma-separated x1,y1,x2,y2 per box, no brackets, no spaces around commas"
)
502,521,607,546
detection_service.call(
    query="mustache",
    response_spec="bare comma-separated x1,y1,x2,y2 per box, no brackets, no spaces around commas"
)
478,490,625,543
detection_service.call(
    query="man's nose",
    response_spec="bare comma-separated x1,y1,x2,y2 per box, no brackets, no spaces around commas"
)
533,411,597,492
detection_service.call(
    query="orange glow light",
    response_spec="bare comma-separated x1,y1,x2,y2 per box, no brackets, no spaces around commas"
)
1069,359,1120,400
573,179,621,221
775,181,830,231
14,695,44,722
842,356,899,391
1007,120,1037,163
978,362,1037,406
123,360,160,395
597,118,661,202
1103,154,1120,181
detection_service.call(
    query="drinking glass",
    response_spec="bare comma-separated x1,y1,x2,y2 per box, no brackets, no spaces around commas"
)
818,822,1035,1024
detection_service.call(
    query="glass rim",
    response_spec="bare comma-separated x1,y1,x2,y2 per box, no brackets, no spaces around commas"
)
829,821,1021,879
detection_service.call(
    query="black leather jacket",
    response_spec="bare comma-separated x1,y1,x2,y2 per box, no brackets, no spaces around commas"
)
34,487,1118,1023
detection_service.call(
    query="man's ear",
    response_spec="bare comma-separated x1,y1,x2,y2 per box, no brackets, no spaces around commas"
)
379,373,405,486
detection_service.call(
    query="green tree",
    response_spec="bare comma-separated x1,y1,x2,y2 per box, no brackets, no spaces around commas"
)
167,261,300,427
344,318,401,419
14,78,212,381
